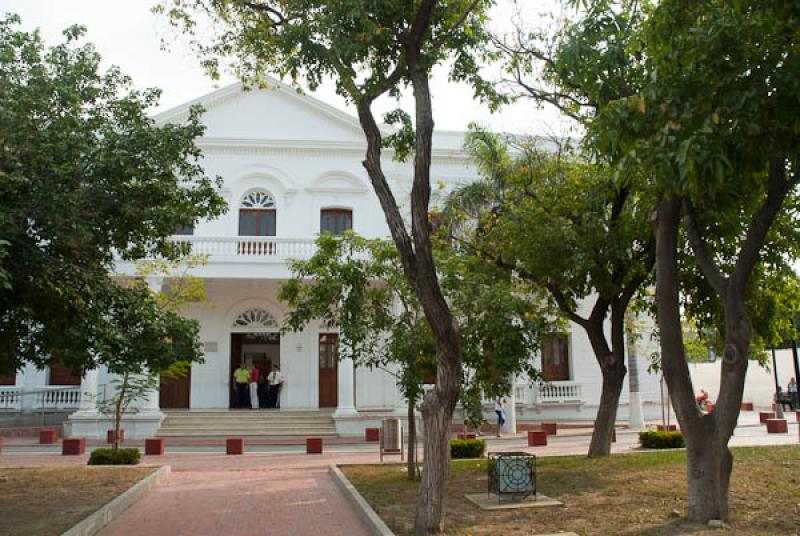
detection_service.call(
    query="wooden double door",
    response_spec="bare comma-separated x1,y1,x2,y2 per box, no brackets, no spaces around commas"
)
159,368,191,409
318,333,338,408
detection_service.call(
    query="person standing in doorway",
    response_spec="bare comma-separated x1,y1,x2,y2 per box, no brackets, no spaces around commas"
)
788,377,798,410
249,363,260,409
494,397,506,438
267,365,284,409
233,362,250,409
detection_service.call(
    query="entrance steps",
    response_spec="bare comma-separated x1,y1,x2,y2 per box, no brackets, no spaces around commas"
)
157,409,338,438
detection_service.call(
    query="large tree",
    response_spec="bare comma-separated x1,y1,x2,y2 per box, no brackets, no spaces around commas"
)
591,0,800,522
158,1,497,531
482,0,654,456
446,127,655,457
0,16,225,375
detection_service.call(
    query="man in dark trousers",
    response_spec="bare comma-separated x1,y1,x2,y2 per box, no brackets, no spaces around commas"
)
267,364,284,409
233,362,250,408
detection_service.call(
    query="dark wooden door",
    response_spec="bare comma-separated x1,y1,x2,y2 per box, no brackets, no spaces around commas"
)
230,333,242,408
48,363,81,386
541,334,570,381
318,333,338,408
0,372,15,385
159,368,191,409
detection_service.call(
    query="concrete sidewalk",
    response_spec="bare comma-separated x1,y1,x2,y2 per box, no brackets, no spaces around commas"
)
0,417,797,536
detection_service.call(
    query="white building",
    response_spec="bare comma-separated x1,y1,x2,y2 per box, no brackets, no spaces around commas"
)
0,80,669,438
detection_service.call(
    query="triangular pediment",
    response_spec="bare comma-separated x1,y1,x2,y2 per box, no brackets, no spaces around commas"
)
155,78,372,144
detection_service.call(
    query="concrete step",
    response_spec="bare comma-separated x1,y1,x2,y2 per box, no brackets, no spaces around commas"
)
157,409,338,438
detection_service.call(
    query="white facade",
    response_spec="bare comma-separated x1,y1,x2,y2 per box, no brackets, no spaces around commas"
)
2,79,672,438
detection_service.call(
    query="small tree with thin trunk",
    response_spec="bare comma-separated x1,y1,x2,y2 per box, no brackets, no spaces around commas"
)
157,2,499,531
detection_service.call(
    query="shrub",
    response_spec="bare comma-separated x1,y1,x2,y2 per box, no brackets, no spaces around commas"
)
639,431,685,449
88,447,141,465
450,439,486,459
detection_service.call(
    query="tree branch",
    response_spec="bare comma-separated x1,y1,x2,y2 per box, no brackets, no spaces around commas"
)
242,2,290,26
683,197,728,296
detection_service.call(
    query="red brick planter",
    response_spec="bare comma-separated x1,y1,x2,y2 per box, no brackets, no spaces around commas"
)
226,438,245,455
456,432,477,440
759,412,775,424
527,430,547,446
107,430,124,444
145,438,165,456
740,402,754,411
365,428,380,442
306,437,323,454
541,422,557,436
39,429,58,444
62,438,85,456
656,424,677,432
766,419,788,434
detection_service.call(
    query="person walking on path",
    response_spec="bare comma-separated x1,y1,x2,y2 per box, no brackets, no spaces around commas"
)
788,377,798,410
494,397,506,437
267,364,284,409
249,364,260,409
233,362,250,409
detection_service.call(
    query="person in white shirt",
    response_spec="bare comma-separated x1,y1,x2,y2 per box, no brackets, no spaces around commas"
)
267,365,284,409
494,397,506,437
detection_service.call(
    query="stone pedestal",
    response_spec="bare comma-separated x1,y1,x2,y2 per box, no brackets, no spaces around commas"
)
107,430,124,444
759,412,775,424
62,438,85,455
656,424,677,432
541,422,557,436
365,428,379,442
226,438,244,455
766,419,787,433
306,437,323,454
145,438,165,456
527,430,547,446
334,358,356,418
39,430,58,444
740,402,754,411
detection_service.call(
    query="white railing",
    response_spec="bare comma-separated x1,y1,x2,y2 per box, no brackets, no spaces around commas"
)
535,381,583,404
170,236,317,261
0,387,22,411
33,386,82,410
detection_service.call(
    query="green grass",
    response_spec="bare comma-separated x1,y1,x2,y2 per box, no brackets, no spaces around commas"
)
342,445,800,535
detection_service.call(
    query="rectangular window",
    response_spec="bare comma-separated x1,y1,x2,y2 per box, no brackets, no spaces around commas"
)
175,223,194,235
48,363,81,386
318,333,338,369
320,209,352,236
541,334,570,381
0,372,15,386
239,209,276,236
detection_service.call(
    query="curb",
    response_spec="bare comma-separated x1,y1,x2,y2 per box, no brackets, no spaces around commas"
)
329,464,395,536
61,465,171,536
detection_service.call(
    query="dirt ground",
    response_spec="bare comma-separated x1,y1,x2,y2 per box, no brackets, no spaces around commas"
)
342,445,800,535
0,466,157,536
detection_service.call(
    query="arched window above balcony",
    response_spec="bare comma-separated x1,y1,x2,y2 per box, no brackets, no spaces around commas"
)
239,189,276,236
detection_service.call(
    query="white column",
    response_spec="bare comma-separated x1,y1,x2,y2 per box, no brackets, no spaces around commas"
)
142,276,164,412
78,368,99,412
627,331,645,429
503,377,518,435
335,357,357,416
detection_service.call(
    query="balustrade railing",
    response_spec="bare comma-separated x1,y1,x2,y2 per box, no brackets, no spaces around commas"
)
536,381,583,404
0,386,81,411
0,387,21,411
169,236,317,260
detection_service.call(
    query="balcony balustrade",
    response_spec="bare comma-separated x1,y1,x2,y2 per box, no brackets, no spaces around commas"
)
169,236,317,261
0,386,82,412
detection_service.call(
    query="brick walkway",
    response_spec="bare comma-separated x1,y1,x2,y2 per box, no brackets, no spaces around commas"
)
99,452,373,536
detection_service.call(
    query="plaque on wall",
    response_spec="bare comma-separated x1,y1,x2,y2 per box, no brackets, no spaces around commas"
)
203,341,219,353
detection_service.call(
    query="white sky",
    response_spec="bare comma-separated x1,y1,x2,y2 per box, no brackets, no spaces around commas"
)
3,0,574,136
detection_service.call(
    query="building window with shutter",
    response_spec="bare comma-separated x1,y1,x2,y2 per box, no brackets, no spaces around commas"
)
320,209,352,236
541,333,571,381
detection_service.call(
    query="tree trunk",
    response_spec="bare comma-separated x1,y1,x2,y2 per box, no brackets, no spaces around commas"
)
414,372,459,533
407,397,417,480
588,363,625,457
113,373,128,454
685,426,734,520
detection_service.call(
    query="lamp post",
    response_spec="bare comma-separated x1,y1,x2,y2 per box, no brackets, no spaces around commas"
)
771,347,784,419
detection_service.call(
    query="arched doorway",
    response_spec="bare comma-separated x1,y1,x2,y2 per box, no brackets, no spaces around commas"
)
229,308,280,409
